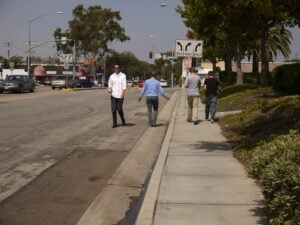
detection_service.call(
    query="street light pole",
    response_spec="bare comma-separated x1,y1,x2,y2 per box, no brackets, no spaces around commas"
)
28,11,63,76
73,41,76,82
160,3,176,88
171,50,174,88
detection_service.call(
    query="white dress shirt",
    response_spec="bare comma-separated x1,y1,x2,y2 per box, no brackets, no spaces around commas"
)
108,72,127,98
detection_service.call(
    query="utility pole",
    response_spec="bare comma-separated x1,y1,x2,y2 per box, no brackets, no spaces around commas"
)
4,38,12,61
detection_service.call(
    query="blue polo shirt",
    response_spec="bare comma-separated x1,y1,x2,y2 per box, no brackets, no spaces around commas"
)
140,77,166,97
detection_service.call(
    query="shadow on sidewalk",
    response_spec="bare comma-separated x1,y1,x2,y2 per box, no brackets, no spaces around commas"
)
190,141,232,152
251,203,268,225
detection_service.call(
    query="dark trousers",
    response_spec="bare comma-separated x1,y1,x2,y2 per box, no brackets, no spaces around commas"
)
111,96,125,125
146,96,159,125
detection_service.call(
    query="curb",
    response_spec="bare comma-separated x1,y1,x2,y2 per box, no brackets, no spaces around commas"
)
135,90,182,225
76,90,180,225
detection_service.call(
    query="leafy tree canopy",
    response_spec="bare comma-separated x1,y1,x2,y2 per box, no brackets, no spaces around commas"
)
54,4,130,61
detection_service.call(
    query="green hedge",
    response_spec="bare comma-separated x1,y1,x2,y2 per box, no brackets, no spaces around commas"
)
272,63,300,94
219,71,260,84
248,131,300,225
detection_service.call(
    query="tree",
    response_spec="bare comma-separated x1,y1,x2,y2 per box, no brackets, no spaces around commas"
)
106,51,153,81
178,0,296,86
241,0,294,85
268,26,292,61
9,55,24,69
177,0,227,79
0,56,9,69
54,4,130,78
177,0,259,85
281,0,300,25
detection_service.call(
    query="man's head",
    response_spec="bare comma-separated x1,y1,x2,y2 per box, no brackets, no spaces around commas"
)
208,71,214,77
114,64,121,74
151,71,157,78
190,67,196,74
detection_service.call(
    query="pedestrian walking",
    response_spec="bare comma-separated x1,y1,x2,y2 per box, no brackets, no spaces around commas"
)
184,67,201,125
204,71,220,123
107,64,126,128
138,72,169,127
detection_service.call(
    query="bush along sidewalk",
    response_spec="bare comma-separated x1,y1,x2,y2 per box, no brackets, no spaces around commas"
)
249,131,300,225
218,85,300,225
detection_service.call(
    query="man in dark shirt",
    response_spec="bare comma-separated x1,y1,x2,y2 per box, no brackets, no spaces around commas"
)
204,71,220,123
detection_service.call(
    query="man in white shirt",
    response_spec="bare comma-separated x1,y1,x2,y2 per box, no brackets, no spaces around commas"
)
107,64,127,128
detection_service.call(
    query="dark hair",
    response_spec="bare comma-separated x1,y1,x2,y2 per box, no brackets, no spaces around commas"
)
190,67,196,73
151,71,157,78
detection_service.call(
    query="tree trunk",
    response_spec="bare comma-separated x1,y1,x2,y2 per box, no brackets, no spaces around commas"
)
211,58,217,72
236,45,243,85
252,51,259,74
260,22,272,86
91,59,96,81
225,43,233,84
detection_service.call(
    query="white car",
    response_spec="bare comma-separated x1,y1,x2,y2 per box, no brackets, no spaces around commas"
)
160,79,168,87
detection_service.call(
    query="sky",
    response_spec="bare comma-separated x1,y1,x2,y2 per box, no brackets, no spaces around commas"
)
0,0,300,63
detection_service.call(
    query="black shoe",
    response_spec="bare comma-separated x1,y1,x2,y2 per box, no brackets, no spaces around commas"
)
194,121,199,125
122,119,126,126
112,124,117,128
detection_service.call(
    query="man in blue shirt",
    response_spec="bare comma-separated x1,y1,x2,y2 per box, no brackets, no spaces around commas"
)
138,72,170,127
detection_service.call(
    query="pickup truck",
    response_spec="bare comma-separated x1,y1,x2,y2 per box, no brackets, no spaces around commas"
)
51,77,75,89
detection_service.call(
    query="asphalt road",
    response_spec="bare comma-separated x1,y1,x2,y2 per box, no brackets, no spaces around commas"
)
0,86,174,225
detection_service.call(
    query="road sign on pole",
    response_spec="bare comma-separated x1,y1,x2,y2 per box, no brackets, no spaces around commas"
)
175,39,203,58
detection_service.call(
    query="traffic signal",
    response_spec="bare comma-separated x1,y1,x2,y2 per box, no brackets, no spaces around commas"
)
149,51,153,59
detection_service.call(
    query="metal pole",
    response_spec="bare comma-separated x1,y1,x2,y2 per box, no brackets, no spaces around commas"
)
171,50,174,88
27,12,63,77
28,21,31,76
102,55,106,88
73,41,76,82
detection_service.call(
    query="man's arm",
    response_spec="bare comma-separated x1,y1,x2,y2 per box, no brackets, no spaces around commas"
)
203,79,207,93
184,76,189,88
107,76,112,93
217,80,221,94
121,74,126,98
158,82,169,100
138,81,147,101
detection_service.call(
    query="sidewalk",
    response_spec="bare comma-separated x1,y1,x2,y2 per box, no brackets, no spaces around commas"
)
136,90,265,225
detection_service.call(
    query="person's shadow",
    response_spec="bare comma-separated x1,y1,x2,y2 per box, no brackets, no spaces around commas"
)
154,123,166,127
122,123,136,127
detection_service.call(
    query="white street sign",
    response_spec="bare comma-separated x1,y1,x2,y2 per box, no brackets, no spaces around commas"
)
60,54,73,62
175,39,203,58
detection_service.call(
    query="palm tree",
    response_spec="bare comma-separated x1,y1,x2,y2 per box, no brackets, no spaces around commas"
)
268,26,292,61
248,25,292,74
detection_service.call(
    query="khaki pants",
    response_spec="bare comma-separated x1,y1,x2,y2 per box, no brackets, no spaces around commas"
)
187,96,199,121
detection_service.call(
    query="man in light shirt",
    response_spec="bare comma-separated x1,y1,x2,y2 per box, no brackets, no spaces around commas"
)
107,64,127,128
184,67,201,125
138,72,169,127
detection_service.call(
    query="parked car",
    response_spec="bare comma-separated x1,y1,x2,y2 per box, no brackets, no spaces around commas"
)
127,80,134,87
160,79,168,87
75,79,93,88
138,81,144,88
51,76,75,89
0,75,35,93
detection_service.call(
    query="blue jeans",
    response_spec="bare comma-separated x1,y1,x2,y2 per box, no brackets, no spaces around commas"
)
205,96,217,120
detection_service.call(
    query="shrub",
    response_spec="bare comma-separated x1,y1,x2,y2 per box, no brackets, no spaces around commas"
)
219,84,258,98
248,131,300,225
272,63,300,94
219,71,260,84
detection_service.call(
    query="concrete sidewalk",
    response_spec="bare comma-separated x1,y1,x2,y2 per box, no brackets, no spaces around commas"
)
136,90,265,225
